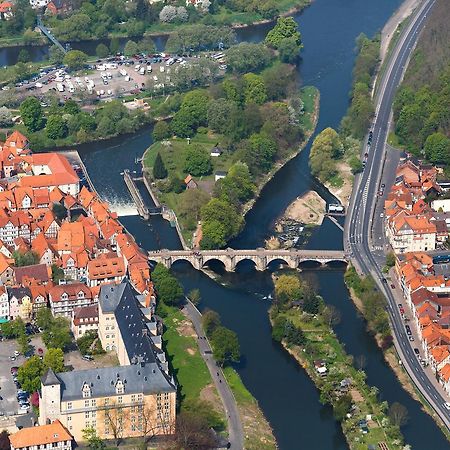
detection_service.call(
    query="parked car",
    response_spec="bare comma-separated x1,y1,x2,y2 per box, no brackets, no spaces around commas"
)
413,348,420,356
82,354,94,361
10,367,18,374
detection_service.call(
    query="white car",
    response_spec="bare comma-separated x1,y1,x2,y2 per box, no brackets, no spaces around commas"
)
444,402,450,410
14,350,20,357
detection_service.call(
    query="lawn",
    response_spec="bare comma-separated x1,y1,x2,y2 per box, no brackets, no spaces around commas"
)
299,86,319,131
161,304,213,405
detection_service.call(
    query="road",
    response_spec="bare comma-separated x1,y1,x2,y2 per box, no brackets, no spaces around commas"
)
345,0,450,430
182,300,244,449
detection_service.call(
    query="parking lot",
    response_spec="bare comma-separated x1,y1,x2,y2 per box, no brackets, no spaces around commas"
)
0,339,27,417
15,54,223,102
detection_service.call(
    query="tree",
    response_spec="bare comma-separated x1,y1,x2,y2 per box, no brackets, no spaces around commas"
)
159,5,177,22
101,401,129,445
49,45,65,64
82,427,106,450
183,145,212,176
200,198,242,249
63,50,88,70
226,42,271,74
389,402,409,427
279,36,301,63
43,348,65,373
386,252,396,268
63,99,80,115
183,398,224,430
210,326,240,366
0,431,10,450
302,286,322,314
42,317,72,351
153,121,171,141
52,202,68,221
96,43,109,59
424,132,450,164
0,317,26,338
153,152,168,179
109,37,120,55
214,162,255,206
124,40,138,57
207,98,235,133
17,49,30,63
17,356,44,393
46,115,68,139
77,330,98,355
188,288,201,305
309,127,343,182
151,264,184,306
17,333,31,355
234,133,277,176
172,411,218,449
51,263,65,283
0,106,13,127
274,274,302,304
13,250,39,267
265,17,302,49
178,189,210,230
243,73,267,105
138,36,156,54
202,309,221,337
20,97,44,132
36,306,53,330
322,305,341,327
333,394,352,421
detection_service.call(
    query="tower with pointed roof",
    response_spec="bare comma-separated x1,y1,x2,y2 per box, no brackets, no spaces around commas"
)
39,368,62,426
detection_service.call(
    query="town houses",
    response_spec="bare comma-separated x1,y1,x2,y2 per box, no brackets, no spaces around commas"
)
385,158,450,396
0,130,175,444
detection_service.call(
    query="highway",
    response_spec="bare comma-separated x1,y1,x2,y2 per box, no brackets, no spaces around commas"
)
345,0,450,431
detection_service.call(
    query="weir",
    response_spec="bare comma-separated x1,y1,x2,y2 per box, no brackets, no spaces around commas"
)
123,169,150,219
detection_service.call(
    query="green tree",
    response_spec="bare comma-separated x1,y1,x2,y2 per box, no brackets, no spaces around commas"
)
36,307,53,331
200,198,242,249
63,50,88,70
138,36,156,54
183,145,212,176
51,263,65,283
386,252,396,268
226,42,271,74
234,133,277,176
388,402,409,427
63,99,80,115
333,394,353,421
152,121,171,141
279,36,301,63
13,250,39,267
302,286,322,314
265,17,302,49
424,132,450,164
0,317,25,338
49,45,65,64
151,264,184,307
17,356,44,393
43,348,65,373
19,97,44,132
207,98,235,133
309,127,343,182
17,49,30,63
214,162,255,206
77,330,98,355
210,326,240,366
243,73,267,105
46,115,68,139
177,188,210,230
42,317,72,351
82,427,106,450
275,274,302,304
124,40,138,57
17,333,31,355
202,309,221,337
96,43,109,59
109,37,120,55
153,152,168,179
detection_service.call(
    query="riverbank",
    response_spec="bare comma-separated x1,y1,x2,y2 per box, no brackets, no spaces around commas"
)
268,285,407,450
344,267,450,441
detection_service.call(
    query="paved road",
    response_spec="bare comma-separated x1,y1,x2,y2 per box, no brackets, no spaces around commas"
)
182,300,244,449
345,0,450,430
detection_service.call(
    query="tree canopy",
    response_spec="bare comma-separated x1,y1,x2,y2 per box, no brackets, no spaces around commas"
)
183,145,212,176
20,97,44,132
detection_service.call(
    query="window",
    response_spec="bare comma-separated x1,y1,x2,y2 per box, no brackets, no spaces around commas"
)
91,399,96,407
138,394,143,401
85,412,90,419
131,395,136,403
118,396,123,404
104,398,110,406
67,416,71,422
67,402,72,410
84,400,90,408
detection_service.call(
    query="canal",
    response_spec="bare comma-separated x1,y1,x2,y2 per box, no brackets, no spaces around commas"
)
45,0,450,448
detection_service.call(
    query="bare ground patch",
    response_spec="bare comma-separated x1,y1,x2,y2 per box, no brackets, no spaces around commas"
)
284,190,326,225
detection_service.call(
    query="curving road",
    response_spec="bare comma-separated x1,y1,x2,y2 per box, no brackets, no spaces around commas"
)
345,0,450,430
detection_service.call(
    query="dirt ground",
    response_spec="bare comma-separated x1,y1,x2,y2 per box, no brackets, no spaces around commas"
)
284,190,326,225
380,0,421,62
326,162,353,207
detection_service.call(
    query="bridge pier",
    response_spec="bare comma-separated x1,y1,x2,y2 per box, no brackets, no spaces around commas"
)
255,257,266,271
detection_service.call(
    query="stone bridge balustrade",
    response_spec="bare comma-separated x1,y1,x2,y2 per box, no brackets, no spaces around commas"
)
148,248,347,272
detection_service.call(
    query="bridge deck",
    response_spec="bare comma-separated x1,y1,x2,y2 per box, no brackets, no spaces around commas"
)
148,249,346,258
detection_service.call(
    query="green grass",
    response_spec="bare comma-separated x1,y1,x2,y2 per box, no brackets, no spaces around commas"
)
299,85,319,130
161,304,212,405
329,174,344,188
222,367,254,404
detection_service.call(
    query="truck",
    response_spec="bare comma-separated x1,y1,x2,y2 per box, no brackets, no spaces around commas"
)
56,83,64,92
139,67,146,75
119,68,127,77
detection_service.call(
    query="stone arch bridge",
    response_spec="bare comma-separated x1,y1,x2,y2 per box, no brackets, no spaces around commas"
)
148,249,347,272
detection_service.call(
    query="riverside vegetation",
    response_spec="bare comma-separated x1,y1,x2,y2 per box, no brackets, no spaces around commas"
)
6,0,311,46
144,18,319,248
309,33,380,202
391,0,450,169
151,264,276,448
269,272,408,450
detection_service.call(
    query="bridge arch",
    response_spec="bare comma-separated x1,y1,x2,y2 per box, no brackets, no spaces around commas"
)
202,258,228,272
266,257,295,270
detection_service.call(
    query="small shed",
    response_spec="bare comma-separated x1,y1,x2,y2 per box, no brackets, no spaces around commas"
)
184,174,198,190
215,171,227,182
210,146,223,157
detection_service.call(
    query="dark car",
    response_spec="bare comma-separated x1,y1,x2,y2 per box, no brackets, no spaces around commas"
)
10,366,18,374
405,325,412,335
414,348,420,356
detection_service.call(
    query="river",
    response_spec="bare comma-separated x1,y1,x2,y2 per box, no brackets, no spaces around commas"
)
25,0,450,448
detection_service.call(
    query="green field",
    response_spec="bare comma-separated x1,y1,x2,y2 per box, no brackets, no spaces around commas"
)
160,303,213,405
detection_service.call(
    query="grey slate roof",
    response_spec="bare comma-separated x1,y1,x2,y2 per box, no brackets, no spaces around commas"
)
55,362,175,401
42,368,61,386
7,286,31,300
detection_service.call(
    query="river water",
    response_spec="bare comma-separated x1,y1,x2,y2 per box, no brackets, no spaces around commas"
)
13,0,450,448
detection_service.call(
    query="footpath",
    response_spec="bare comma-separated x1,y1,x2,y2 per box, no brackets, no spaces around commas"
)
182,300,244,449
